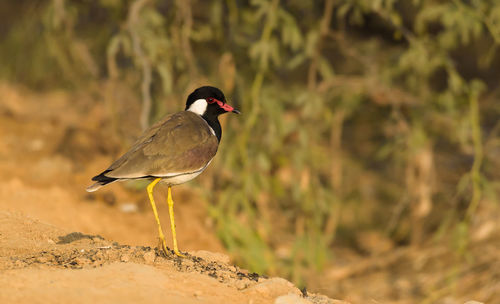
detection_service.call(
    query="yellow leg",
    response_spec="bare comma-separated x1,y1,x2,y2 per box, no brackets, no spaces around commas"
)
146,178,168,254
167,186,185,257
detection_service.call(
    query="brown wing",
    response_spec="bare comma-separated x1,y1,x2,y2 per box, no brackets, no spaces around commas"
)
104,111,218,179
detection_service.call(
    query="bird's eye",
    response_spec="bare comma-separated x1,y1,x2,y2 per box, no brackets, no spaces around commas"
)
207,98,215,103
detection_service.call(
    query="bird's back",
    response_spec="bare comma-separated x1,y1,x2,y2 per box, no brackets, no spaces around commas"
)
102,111,219,179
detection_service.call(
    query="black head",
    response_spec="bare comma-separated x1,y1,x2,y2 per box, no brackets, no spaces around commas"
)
185,86,240,117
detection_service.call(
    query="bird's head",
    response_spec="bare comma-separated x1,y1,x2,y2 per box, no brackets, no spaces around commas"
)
185,86,240,117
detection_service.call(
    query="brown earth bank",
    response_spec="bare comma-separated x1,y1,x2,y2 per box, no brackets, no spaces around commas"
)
0,211,345,304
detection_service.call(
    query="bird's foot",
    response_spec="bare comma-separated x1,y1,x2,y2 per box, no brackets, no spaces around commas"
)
157,238,186,258
173,248,186,258
157,238,169,256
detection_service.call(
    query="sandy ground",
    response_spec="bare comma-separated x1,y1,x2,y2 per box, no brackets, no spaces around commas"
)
0,211,344,304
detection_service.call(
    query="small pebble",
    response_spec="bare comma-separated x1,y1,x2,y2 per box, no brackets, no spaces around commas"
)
193,290,203,298
36,256,48,263
235,280,247,290
119,202,139,213
143,251,156,264
246,278,301,298
74,257,90,265
14,260,25,267
274,293,312,304
182,258,195,268
120,254,130,262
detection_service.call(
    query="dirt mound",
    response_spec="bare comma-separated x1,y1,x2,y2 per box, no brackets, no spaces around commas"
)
0,211,344,304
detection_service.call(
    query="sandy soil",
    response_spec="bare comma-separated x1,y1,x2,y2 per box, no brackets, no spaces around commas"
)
0,211,344,304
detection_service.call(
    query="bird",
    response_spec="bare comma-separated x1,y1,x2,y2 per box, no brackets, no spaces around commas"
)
86,86,240,257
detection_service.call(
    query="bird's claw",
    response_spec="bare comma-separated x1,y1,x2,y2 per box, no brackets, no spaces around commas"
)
173,249,186,258
157,238,185,258
157,238,169,255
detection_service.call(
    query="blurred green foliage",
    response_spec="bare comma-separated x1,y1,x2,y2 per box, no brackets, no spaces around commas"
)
2,0,500,285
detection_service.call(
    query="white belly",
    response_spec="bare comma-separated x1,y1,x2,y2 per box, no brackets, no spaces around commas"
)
160,169,205,186
158,159,212,186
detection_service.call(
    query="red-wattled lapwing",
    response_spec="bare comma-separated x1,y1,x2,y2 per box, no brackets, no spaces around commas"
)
86,86,239,257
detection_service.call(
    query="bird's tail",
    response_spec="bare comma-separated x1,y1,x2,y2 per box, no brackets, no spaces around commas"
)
86,170,117,192
86,182,104,192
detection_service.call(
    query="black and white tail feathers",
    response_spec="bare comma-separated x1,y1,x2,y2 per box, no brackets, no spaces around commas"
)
86,170,118,192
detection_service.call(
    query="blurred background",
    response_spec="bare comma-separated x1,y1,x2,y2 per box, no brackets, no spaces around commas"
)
1,0,499,303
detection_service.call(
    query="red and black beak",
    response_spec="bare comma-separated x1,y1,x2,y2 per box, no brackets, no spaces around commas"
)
213,99,240,114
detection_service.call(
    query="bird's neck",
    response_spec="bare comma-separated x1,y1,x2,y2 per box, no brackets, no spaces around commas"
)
202,115,222,142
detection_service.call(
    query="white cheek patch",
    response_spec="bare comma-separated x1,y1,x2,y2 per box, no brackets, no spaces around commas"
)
187,99,208,115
